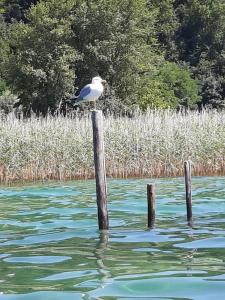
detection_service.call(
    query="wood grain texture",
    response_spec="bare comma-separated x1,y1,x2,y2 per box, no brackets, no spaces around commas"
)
92,111,109,230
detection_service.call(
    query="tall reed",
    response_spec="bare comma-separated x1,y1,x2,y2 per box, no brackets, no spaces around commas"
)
0,109,225,182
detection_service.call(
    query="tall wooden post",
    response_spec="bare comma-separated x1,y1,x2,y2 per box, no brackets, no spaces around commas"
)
184,160,192,225
147,184,156,228
92,110,109,230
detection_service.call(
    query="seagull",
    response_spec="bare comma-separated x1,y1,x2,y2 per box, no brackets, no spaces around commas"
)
72,76,106,109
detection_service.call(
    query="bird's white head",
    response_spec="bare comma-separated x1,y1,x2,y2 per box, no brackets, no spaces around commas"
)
91,76,106,84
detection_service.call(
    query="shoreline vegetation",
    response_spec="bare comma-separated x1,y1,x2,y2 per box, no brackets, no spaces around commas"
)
0,109,225,184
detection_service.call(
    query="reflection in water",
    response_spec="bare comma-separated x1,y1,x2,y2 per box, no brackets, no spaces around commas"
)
95,231,111,287
0,177,224,299
183,229,197,273
183,248,198,275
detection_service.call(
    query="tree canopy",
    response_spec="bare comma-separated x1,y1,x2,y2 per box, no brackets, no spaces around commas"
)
0,0,225,115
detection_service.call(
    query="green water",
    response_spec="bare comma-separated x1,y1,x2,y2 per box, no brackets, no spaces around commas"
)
0,177,225,300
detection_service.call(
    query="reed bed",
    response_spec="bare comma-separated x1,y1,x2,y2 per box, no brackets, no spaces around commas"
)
0,109,225,183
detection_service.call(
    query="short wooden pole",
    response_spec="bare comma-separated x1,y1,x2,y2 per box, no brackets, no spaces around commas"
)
147,184,156,228
92,110,109,230
184,160,193,225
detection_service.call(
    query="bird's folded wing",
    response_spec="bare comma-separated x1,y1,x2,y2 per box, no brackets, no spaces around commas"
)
77,84,91,101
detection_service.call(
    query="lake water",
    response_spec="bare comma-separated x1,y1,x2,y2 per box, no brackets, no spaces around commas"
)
0,177,225,300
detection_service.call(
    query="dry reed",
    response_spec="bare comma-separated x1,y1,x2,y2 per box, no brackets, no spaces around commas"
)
0,109,225,183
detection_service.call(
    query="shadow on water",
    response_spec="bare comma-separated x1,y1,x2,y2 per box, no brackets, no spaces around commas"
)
0,177,225,299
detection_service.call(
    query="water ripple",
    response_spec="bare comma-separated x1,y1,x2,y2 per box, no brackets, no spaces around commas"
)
0,177,225,299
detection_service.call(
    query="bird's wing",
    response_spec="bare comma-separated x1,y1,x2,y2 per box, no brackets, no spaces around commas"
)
77,84,92,100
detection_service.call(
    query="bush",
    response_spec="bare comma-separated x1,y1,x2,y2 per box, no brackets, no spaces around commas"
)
0,90,19,114
138,62,201,109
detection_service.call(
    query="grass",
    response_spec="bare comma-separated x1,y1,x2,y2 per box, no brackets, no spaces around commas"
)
0,109,225,183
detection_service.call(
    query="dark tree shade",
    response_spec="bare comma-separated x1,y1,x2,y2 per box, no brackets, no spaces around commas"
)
3,0,39,22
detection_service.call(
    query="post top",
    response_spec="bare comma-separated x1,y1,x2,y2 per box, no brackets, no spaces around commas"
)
92,110,103,113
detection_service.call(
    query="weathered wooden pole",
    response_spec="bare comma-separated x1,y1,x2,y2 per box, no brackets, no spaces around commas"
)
147,184,156,228
184,160,193,225
92,110,109,230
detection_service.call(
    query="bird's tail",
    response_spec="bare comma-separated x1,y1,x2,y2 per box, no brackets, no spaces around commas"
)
74,98,91,106
70,95,81,106
73,98,84,107
70,95,78,101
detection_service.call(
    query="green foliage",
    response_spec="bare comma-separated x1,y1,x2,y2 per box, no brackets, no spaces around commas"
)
0,15,10,96
0,15,10,69
0,89,18,113
5,0,79,115
0,0,5,13
149,0,179,60
138,62,201,109
3,0,162,113
148,0,225,108
176,0,225,62
70,0,158,104
174,0,225,107
1,0,39,22
0,79,6,95
0,0,225,114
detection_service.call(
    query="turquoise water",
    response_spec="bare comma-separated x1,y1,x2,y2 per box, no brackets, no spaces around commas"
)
0,177,225,299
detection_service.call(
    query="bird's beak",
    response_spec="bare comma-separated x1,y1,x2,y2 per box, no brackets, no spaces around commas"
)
101,79,107,84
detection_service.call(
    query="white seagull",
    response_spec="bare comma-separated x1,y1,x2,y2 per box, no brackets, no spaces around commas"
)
73,76,106,109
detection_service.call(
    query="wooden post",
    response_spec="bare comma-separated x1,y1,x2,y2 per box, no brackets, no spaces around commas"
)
147,184,156,228
184,160,192,225
92,110,109,230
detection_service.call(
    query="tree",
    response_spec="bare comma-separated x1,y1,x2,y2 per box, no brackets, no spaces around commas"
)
137,62,201,109
148,0,179,61
0,90,19,113
1,0,39,22
0,15,10,95
5,0,79,116
175,0,225,107
3,0,222,114
70,0,160,106
4,0,163,114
